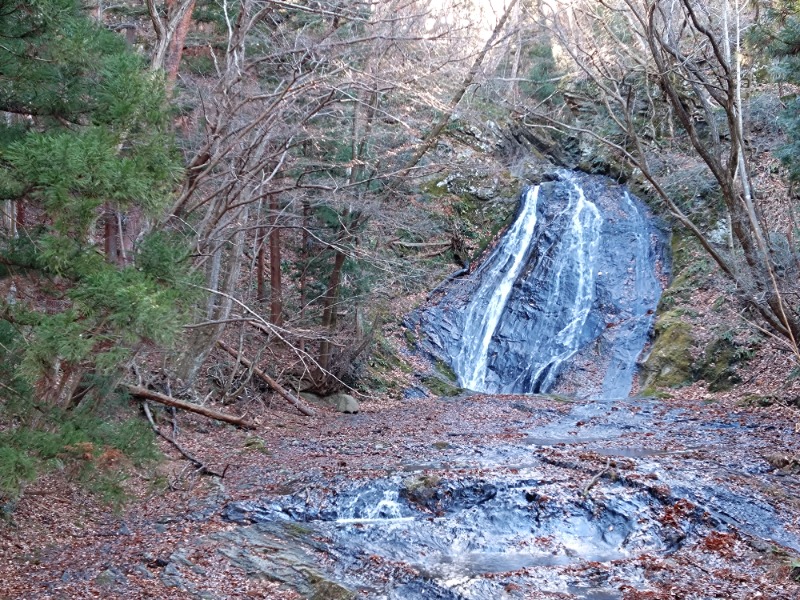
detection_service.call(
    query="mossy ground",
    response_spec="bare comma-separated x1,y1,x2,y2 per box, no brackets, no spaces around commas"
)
421,359,464,397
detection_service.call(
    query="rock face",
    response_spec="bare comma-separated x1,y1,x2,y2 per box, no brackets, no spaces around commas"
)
417,171,669,398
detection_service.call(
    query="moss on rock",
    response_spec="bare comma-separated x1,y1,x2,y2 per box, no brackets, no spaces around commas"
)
696,335,752,392
421,374,463,397
309,576,355,600
642,310,695,388
421,359,463,397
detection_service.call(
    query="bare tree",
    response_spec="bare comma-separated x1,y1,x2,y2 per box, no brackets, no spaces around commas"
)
532,0,800,357
139,0,500,385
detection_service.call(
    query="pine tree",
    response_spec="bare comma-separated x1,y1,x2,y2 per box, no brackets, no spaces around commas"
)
0,0,189,493
757,1,800,180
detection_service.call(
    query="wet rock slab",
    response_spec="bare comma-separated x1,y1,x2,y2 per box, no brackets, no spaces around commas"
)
214,396,800,599
416,171,670,398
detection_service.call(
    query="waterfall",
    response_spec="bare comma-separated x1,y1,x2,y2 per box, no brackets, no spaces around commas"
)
455,186,540,391
418,172,668,398
514,176,602,393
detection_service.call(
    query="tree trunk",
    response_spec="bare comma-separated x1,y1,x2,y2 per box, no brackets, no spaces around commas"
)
269,194,283,326
126,384,257,429
175,207,248,384
165,0,196,87
298,199,311,352
401,0,518,174
104,205,120,264
318,249,346,371
257,225,266,301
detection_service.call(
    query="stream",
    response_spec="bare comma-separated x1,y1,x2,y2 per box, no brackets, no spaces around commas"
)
214,395,800,599
157,174,800,599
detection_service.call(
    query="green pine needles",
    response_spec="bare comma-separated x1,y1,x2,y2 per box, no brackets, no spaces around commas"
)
0,1,188,501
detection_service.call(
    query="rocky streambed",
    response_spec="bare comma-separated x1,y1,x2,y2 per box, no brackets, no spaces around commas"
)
5,391,800,599
150,393,800,600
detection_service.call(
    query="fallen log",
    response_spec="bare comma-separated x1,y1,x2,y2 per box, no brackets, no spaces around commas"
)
390,239,450,248
126,384,257,430
427,261,470,300
217,340,315,417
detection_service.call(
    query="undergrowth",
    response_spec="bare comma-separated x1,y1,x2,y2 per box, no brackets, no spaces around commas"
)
0,400,160,509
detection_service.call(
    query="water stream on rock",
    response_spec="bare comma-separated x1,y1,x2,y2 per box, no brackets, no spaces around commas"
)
456,185,542,391
220,396,800,599
205,173,800,599
419,171,668,397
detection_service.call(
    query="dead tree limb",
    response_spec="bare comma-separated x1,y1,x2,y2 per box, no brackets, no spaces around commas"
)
400,0,519,174
427,261,470,300
126,384,257,429
216,340,316,417
582,458,612,497
390,240,451,248
142,402,226,477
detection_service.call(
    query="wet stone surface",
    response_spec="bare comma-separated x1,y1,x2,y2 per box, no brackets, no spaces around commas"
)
213,396,800,599
416,171,670,398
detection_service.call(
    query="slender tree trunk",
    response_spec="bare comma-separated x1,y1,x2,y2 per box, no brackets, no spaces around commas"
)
507,0,522,105
165,0,196,87
104,205,120,264
298,199,311,352
256,225,266,301
120,206,142,265
176,207,248,383
126,384,256,429
318,248,346,371
4,200,19,237
401,0,519,174
146,0,196,74
269,194,283,326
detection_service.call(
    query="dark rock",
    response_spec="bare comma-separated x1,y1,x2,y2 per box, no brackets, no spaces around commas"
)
94,566,128,587
511,401,538,413
214,525,354,599
160,563,185,590
400,476,497,513
417,171,669,398
403,386,428,400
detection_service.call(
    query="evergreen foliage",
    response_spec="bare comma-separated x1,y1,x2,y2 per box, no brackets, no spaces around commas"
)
758,1,800,180
0,0,185,499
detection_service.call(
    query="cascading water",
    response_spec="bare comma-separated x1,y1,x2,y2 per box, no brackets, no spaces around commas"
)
418,171,669,398
455,186,541,391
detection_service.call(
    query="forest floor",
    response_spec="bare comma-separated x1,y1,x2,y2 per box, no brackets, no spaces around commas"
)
3,147,800,597
2,368,800,599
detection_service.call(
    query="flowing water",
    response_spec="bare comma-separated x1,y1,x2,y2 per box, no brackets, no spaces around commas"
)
206,173,800,599
220,396,800,599
456,186,542,391
418,172,668,397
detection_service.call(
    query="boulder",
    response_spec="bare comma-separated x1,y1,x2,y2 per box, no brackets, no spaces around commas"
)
300,392,324,405
328,393,359,414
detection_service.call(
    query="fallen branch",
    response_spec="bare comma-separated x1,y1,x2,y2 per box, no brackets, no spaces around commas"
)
217,340,315,417
427,261,470,300
142,402,226,477
390,239,451,248
126,384,257,429
582,458,612,497
419,247,451,259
